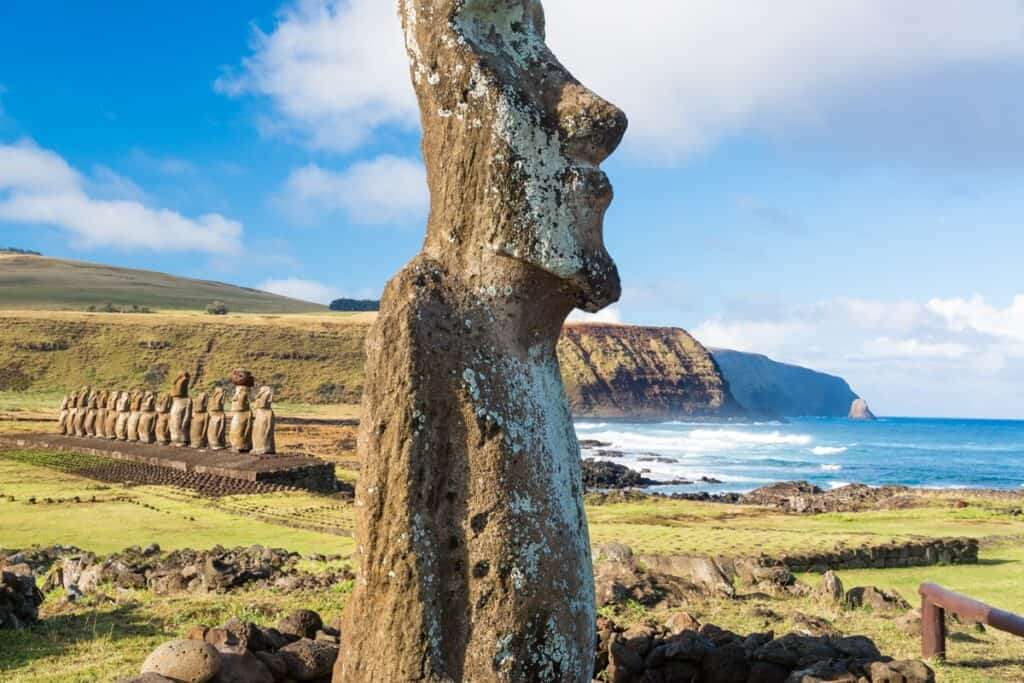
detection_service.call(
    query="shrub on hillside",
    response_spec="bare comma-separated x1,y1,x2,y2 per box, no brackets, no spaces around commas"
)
329,298,379,312
206,301,229,315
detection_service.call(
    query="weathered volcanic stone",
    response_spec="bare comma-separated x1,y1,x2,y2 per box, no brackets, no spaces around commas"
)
190,392,210,449
57,393,70,435
228,387,252,453
251,386,275,456
170,371,192,446
155,393,173,445
207,388,227,450
115,391,131,440
337,2,627,682
141,638,221,683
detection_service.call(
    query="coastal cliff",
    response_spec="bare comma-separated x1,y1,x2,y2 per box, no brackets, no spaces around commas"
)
558,324,744,419
711,349,859,418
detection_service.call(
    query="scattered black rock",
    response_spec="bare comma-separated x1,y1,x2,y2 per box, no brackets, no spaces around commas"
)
0,563,44,629
582,459,657,490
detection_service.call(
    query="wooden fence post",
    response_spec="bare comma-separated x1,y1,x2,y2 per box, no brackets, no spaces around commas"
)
921,594,946,660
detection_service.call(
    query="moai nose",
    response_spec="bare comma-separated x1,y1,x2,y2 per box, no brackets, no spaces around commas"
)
557,82,628,166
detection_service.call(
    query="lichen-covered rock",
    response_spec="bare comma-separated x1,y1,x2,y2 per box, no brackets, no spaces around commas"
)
337,1,626,682
140,639,220,683
846,586,911,612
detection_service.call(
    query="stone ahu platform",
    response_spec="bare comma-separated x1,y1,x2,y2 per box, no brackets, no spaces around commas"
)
0,434,338,494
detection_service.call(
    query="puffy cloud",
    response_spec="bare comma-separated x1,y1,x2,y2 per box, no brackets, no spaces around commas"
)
0,139,242,254
278,154,427,225
216,0,416,151
220,1,1024,164
258,277,340,304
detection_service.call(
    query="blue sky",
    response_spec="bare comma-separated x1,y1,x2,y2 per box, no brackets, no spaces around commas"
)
2,1,1024,418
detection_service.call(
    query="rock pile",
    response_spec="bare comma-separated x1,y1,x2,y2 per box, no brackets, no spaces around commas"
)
742,481,922,513
121,610,340,683
1,545,353,599
0,563,44,629
595,614,935,683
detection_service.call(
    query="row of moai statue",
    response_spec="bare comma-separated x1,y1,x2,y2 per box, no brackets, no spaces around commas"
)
55,369,275,455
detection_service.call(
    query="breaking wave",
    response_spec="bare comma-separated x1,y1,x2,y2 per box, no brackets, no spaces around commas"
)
812,446,848,456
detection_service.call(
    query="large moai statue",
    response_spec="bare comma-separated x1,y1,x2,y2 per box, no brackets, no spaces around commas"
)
169,371,192,447
139,393,157,445
57,394,70,435
104,391,119,439
95,389,110,438
84,392,99,437
228,386,253,453
65,391,79,437
337,2,626,681
206,387,228,450
126,391,144,443
115,391,131,441
154,393,172,445
251,386,276,456
190,391,210,449
73,386,91,436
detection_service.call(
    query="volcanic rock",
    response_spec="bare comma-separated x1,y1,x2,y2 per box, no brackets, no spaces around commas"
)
140,639,221,683
848,398,877,421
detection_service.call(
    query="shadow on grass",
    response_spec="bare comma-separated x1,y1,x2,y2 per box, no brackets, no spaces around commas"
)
0,601,163,673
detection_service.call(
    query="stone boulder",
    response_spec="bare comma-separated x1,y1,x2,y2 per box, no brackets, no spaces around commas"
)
0,564,44,629
815,570,844,603
846,586,911,612
278,638,338,681
140,639,221,683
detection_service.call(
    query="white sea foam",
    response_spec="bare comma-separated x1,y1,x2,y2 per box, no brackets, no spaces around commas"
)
688,429,813,446
812,446,848,456
820,464,843,472
827,481,851,489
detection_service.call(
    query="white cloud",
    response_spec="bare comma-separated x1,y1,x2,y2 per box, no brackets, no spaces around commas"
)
258,277,340,304
690,295,1024,418
568,305,622,324
0,139,242,254
279,154,427,225
216,0,416,152
220,1,1024,164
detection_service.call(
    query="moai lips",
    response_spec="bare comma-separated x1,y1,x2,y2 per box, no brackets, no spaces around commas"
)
337,2,626,682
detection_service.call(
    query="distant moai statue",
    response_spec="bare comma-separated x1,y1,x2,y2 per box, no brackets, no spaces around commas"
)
84,392,99,437
73,386,91,436
65,391,79,437
337,2,627,680
206,387,228,450
57,394,70,435
229,386,253,453
251,386,276,456
104,391,119,439
94,389,110,438
190,391,210,449
169,371,192,447
154,394,172,445
138,393,157,445
126,391,144,443
115,391,131,440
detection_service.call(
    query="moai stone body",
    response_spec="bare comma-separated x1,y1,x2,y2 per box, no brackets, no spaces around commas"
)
104,391,119,439
126,391,144,443
138,393,157,445
169,371,192,447
115,391,131,440
251,386,276,456
74,386,91,436
337,2,626,681
65,391,79,437
228,386,252,453
206,388,228,450
190,392,210,449
84,392,99,437
94,390,110,438
57,394,70,435
154,394,172,445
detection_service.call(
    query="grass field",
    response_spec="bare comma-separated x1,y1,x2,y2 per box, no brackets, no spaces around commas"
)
0,254,328,313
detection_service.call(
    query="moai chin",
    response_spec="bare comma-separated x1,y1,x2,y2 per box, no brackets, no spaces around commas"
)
228,386,253,453
251,386,276,456
207,387,228,450
337,2,627,682
169,371,192,447
190,392,210,449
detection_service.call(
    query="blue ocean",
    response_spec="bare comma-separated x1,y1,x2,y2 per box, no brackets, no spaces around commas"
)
574,417,1024,493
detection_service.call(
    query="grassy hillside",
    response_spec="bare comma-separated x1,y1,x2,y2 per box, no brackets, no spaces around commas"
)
0,254,326,313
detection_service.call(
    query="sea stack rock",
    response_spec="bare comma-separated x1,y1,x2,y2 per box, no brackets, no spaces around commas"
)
190,392,209,449
251,386,276,456
206,387,227,450
849,398,877,421
337,2,627,682
169,371,192,447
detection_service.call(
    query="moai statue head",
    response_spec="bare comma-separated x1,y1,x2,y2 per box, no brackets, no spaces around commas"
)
143,392,157,412
172,371,191,398
231,386,251,412
254,386,273,410
156,393,172,413
130,391,144,412
117,391,130,412
209,387,225,412
402,0,627,317
78,386,92,408
193,391,209,413
88,392,100,409
68,391,79,409
105,391,117,410
60,394,69,411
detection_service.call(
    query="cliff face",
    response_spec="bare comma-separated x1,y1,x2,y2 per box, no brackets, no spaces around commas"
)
558,324,744,419
711,349,859,418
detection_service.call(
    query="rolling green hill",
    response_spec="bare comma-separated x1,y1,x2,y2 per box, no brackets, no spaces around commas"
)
0,254,327,313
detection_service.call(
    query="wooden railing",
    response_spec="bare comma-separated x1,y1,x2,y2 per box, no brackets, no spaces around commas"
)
919,582,1024,659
